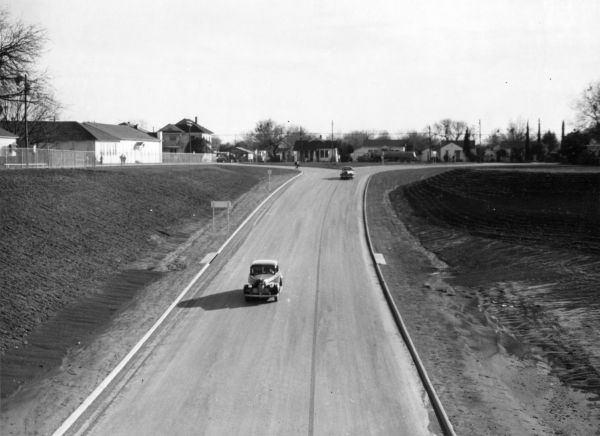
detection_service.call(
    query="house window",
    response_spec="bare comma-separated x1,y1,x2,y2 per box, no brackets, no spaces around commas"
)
319,149,329,158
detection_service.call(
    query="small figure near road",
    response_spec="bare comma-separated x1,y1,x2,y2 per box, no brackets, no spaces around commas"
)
120,154,126,165
294,161,299,170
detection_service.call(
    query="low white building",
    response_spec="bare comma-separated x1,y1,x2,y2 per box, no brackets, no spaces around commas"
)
352,138,406,161
24,121,162,164
293,140,340,163
440,142,463,162
83,122,161,164
0,126,18,152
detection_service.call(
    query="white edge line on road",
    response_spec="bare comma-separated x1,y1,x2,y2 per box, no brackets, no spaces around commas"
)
52,170,302,436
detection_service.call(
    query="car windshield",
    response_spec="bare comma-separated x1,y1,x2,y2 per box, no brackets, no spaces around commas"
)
250,264,276,275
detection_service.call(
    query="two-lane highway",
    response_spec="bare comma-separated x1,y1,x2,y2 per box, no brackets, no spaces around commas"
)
68,166,441,435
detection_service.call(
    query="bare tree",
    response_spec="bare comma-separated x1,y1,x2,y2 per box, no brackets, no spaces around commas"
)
575,80,600,131
404,131,429,151
505,119,528,145
432,118,468,142
342,130,372,149
0,8,60,141
376,130,391,140
285,124,314,149
246,119,286,160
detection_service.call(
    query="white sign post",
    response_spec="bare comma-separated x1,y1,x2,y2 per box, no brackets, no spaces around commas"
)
267,169,272,191
211,201,232,233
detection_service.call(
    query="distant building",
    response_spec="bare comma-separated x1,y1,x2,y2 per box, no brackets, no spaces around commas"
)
158,117,213,153
352,138,407,161
233,146,254,162
439,142,464,162
586,139,600,158
294,140,340,163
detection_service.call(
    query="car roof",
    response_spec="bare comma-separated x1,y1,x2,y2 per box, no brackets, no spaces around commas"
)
251,259,278,266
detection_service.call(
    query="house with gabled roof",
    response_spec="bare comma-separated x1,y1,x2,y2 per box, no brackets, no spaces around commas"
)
439,142,464,162
158,117,214,153
352,138,407,161
5,121,162,164
294,140,340,163
83,122,162,164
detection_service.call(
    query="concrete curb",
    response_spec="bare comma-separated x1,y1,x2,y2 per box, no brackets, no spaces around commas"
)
362,174,456,436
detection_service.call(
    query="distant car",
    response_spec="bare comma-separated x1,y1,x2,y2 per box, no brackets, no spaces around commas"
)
340,166,355,179
243,259,283,302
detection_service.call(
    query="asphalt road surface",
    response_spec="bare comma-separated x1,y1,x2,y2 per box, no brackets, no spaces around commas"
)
69,166,440,435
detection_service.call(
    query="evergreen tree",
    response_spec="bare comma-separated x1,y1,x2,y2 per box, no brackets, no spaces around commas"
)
525,121,531,161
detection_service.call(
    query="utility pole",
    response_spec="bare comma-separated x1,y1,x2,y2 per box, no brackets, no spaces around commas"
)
427,126,432,163
331,120,335,162
478,119,482,146
13,74,29,150
23,75,29,151
537,118,541,160
525,121,530,161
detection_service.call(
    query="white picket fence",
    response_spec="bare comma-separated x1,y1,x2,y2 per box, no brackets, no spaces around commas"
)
0,148,216,169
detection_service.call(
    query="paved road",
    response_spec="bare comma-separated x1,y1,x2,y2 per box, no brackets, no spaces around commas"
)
71,166,440,435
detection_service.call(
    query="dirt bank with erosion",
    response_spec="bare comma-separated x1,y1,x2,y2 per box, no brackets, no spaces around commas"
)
0,165,295,405
367,167,600,435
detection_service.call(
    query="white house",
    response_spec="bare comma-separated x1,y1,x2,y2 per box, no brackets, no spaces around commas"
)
24,121,162,164
352,138,406,161
293,140,340,163
83,122,162,164
0,126,18,153
439,142,463,162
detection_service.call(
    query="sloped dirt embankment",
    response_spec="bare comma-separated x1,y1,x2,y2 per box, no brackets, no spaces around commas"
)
0,165,293,399
371,167,600,435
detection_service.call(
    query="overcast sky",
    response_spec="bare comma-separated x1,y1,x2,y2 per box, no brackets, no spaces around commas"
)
3,0,600,141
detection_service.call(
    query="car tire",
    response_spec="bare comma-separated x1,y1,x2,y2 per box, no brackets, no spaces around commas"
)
274,295,278,302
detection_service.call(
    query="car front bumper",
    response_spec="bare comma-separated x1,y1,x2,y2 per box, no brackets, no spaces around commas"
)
244,287,279,298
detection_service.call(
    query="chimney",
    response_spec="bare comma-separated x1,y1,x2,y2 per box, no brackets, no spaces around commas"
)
195,116,198,124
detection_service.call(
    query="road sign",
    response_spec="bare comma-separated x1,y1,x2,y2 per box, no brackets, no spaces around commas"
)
211,201,231,209
211,201,231,233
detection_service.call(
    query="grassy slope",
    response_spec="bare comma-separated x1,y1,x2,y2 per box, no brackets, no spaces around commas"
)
0,165,292,355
